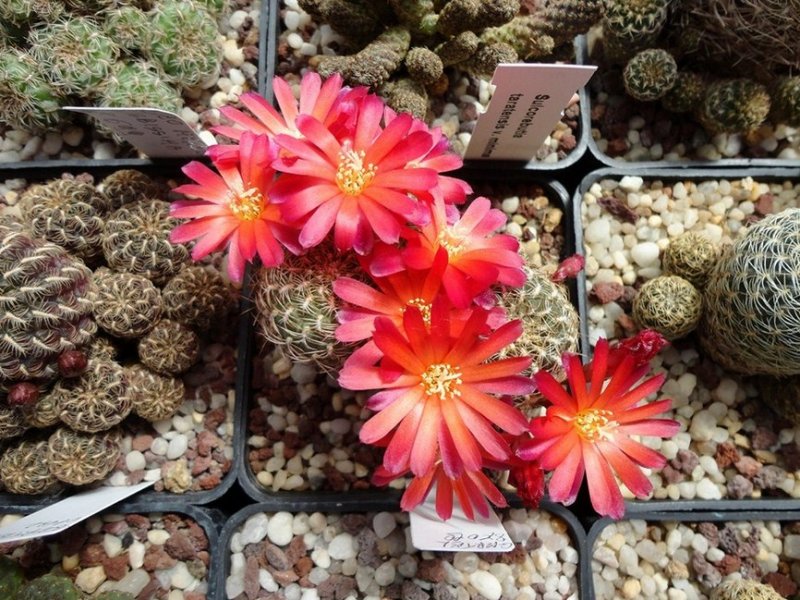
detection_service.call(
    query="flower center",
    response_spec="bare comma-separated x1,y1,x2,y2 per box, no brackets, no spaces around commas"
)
437,228,465,257
405,297,432,326
574,409,614,442
421,363,462,401
229,187,265,221
336,146,377,196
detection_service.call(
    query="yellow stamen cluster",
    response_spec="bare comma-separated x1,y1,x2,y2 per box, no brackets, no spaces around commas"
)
437,228,465,257
421,363,462,401
229,187,265,221
336,147,377,196
574,409,614,442
405,297,432,326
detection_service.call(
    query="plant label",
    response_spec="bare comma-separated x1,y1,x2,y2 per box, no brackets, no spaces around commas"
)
464,63,596,162
409,491,515,552
64,107,208,158
0,481,154,543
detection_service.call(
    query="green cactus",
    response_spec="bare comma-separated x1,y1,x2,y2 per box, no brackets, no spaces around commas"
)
661,231,718,288
770,75,800,127
0,224,96,388
0,439,60,495
388,0,436,36
103,5,150,53
623,48,677,102
18,574,82,600
0,406,28,440
0,0,65,27
0,49,63,133
97,61,183,128
29,17,120,94
0,556,25,598
701,208,800,377
757,375,800,427
18,178,111,261
632,275,702,341
699,78,771,134
710,579,783,600
137,319,200,376
46,426,122,486
602,0,669,61
480,16,555,61
254,245,363,374
660,70,704,114
144,0,222,89
382,77,428,119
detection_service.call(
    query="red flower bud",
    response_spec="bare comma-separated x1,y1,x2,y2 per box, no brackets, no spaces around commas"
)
551,254,585,282
7,382,39,407
58,350,88,378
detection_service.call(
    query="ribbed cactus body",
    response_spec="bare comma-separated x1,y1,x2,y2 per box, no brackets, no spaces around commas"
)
623,48,676,102
699,79,771,134
46,426,121,486
0,439,59,495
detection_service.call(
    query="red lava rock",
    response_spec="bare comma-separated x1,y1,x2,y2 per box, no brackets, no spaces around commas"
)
126,515,151,530
498,544,529,564
559,133,577,151
271,568,300,585
204,408,226,429
164,532,196,561
735,456,763,478
752,427,778,450
755,193,775,216
592,281,625,304
295,556,313,578
661,464,684,484
606,138,629,157
716,554,740,575
198,472,222,489
143,546,177,571
598,194,638,224
714,441,741,469
417,559,446,583
726,474,754,499
317,574,357,600
763,572,797,597
103,521,130,537
132,435,154,452
264,543,291,570
672,449,700,474
285,535,307,565
244,555,260,600
196,430,220,456
191,455,213,476
136,575,162,600
186,522,208,551
184,593,207,600
102,554,130,580
79,543,108,567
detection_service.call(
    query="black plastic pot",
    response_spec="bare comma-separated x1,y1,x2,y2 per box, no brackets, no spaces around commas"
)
571,167,800,513
236,170,580,508
0,163,239,507
577,37,800,171
214,500,588,600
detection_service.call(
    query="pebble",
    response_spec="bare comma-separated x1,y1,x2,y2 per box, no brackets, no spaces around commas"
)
630,241,660,266
125,451,146,472
469,571,502,600
372,512,396,539
241,513,269,545
75,566,106,593
166,435,188,459
327,533,356,560
267,512,294,546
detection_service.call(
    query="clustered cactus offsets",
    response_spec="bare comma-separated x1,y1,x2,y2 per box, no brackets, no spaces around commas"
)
0,0,246,153
0,169,236,495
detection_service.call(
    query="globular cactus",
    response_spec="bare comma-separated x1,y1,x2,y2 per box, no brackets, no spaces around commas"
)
0,439,60,495
623,48,677,102
161,266,229,330
0,0,65,25
0,225,95,388
701,208,800,377
699,79,771,134
434,30,479,66
137,320,200,376
98,169,161,209
0,556,24,599
602,0,669,60
495,265,579,381
92,269,163,339
18,178,111,261
98,61,183,118
102,200,189,284
28,17,120,94
661,71,704,114
144,0,222,89
632,275,702,341
405,47,443,86
18,574,82,600
661,231,718,288
254,245,363,374
87,335,118,360
461,42,518,79
0,406,28,440
23,388,61,428
125,364,185,422
436,0,519,38
103,5,149,52
537,0,605,48
46,426,122,486
770,75,800,127
710,579,783,600
480,16,555,61
0,50,63,133
56,359,132,433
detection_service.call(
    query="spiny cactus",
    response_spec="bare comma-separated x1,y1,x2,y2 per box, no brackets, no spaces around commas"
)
537,0,604,48
56,359,132,433
461,41,518,79
137,319,200,376
405,47,443,85
480,16,555,61
0,49,63,133
0,439,60,495
437,0,520,38
28,17,120,94
632,275,702,341
661,71,704,114
298,0,387,42
23,387,61,428
495,265,579,380
701,208,800,377
710,579,783,600
0,406,29,440
0,556,24,599
662,231,718,288
0,0,64,25
602,0,669,60
102,200,189,284
98,169,161,209
382,77,428,119
433,30,479,66
0,225,95,388
770,75,800,127
254,245,363,374
125,364,185,422
623,48,677,102
161,266,229,330
144,0,222,88
758,375,800,427
103,5,149,52
46,426,121,486
87,335,118,360
92,269,163,339
699,79,771,134
98,61,184,118
18,574,82,600
18,178,111,261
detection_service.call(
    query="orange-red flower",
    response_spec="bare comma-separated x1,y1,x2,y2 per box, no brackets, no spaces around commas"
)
517,338,679,519
169,132,298,282
339,302,533,480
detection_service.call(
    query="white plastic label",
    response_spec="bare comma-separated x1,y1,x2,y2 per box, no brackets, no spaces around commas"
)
409,491,515,552
464,63,597,161
0,482,154,544
64,107,208,158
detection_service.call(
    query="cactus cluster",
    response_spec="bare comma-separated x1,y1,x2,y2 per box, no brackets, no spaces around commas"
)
661,231,718,288
0,562,136,600
710,579,783,600
0,0,224,139
632,275,702,341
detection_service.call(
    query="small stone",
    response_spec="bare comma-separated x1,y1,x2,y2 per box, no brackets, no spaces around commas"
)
592,281,624,304
630,242,660,266
469,571,502,600
75,565,106,593
784,534,800,559
267,512,294,546
240,513,269,545
374,561,396,586
619,176,644,192
328,533,356,560
167,435,189,460
125,451,146,472
372,512,396,539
